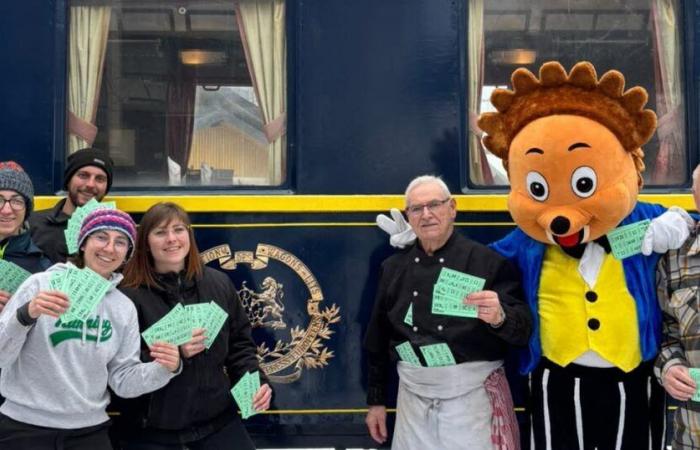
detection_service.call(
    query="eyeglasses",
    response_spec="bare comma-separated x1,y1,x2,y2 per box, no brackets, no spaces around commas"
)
405,198,451,217
90,231,130,252
151,225,189,238
0,196,26,211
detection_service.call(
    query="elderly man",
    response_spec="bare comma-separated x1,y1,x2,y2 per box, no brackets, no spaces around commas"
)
655,164,700,450
364,175,531,449
29,148,113,263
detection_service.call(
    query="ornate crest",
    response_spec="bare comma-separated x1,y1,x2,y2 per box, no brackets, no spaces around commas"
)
201,243,341,383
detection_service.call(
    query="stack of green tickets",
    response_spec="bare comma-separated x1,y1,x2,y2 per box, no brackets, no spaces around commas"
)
64,199,117,255
431,267,485,318
231,370,261,419
689,368,700,402
0,259,32,294
419,342,456,367
51,267,112,322
142,301,228,348
395,341,421,366
606,219,651,260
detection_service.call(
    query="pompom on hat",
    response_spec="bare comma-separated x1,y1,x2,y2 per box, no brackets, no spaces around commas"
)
77,209,137,259
0,161,34,216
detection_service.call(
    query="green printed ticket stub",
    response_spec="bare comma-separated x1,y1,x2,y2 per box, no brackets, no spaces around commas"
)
203,301,228,348
142,303,192,346
404,303,413,326
606,219,651,260
432,285,479,318
65,200,116,254
0,259,31,294
419,343,456,367
395,341,421,366
231,371,261,419
59,267,111,322
436,268,486,293
689,368,700,402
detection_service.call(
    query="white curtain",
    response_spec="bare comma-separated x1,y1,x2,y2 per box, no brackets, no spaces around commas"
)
236,0,287,185
467,0,493,185
68,6,111,154
651,0,685,184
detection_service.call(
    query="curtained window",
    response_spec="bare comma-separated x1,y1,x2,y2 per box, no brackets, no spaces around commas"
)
68,0,287,188
468,0,687,187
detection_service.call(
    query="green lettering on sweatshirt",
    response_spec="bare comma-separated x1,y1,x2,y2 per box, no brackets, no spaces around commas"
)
49,316,113,346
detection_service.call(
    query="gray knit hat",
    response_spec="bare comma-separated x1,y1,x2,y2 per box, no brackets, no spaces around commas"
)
0,161,34,216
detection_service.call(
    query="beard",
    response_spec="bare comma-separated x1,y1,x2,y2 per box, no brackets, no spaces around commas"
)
68,188,103,207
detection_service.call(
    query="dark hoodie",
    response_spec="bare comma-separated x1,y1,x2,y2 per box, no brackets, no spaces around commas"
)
1,227,50,275
115,266,267,442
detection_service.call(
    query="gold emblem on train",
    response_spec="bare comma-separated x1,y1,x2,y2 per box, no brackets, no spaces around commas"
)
201,243,341,383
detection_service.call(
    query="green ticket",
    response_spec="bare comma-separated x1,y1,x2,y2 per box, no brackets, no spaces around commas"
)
0,259,31,294
231,370,261,419
606,219,651,260
59,267,111,322
419,343,456,367
395,341,421,366
203,301,228,348
65,199,116,255
185,303,214,330
142,303,192,346
431,268,484,318
689,368,700,402
404,303,413,326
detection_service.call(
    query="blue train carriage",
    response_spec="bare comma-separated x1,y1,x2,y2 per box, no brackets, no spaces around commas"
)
2,0,698,448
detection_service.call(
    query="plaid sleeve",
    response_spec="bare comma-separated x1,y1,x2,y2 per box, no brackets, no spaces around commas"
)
654,255,690,383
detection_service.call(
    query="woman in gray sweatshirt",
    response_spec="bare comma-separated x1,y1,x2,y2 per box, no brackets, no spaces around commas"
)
0,208,181,450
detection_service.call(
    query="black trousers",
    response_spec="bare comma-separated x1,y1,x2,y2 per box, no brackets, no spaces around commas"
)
0,413,112,450
120,415,256,450
530,359,666,450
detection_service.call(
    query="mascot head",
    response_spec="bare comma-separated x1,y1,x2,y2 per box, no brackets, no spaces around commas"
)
478,61,657,248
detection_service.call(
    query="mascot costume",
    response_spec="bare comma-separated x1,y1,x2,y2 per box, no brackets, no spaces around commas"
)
379,61,691,450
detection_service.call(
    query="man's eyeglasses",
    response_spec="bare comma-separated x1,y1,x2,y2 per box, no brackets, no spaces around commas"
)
405,198,450,217
0,196,26,212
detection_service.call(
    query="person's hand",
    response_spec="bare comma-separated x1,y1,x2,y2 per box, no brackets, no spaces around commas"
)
252,383,273,412
0,290,11,313
150,342,181,373
365,405,388,444
28,291,69,319
376,208,416,248
465,290,505,326
663,365,697,401
180,328,207,358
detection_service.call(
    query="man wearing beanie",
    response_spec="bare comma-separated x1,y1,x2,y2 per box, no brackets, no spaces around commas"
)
29,148,114,263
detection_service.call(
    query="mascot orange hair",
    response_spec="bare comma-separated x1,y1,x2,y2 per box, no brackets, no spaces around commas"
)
380,61,691,449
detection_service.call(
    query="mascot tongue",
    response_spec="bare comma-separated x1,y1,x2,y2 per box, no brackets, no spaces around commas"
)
554,231,583,247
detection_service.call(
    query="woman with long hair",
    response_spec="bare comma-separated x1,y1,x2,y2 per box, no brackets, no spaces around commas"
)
0,208,181,450
118,202,272,449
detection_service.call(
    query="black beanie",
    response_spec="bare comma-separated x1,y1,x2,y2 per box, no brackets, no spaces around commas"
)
63,148,114,192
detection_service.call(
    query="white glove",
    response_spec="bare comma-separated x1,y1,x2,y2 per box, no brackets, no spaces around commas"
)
641,206,693,255
376,208,417,249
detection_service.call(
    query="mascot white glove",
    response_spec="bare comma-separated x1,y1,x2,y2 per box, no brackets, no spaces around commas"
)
641,206,693,255
376,208,417,249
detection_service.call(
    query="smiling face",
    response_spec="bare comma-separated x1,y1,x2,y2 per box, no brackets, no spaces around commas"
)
507,114,639,246
82,229,130,278
0,190,26,240
67,166,108,209
147,218,191,274
406,182,456,251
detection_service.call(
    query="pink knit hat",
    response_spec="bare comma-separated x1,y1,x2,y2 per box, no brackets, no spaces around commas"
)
77,209,137,259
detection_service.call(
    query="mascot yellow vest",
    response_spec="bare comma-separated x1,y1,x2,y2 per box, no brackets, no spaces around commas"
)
539,246,641,372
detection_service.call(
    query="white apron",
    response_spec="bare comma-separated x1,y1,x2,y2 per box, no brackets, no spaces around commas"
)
392,360,502,450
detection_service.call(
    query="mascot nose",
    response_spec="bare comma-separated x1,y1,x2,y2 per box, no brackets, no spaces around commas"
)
550,216,571,235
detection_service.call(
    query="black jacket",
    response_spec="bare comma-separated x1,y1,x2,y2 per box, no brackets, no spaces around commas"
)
1,229,51,275
363,231,532,405
29,198,70,264
117,266,267,435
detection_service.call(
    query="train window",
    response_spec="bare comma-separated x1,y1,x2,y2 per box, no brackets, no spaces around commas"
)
468,0,686,187
66,0,287,188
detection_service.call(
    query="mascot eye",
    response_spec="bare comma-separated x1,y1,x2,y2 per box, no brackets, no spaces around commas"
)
571,166,597,198
526,171,549,202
